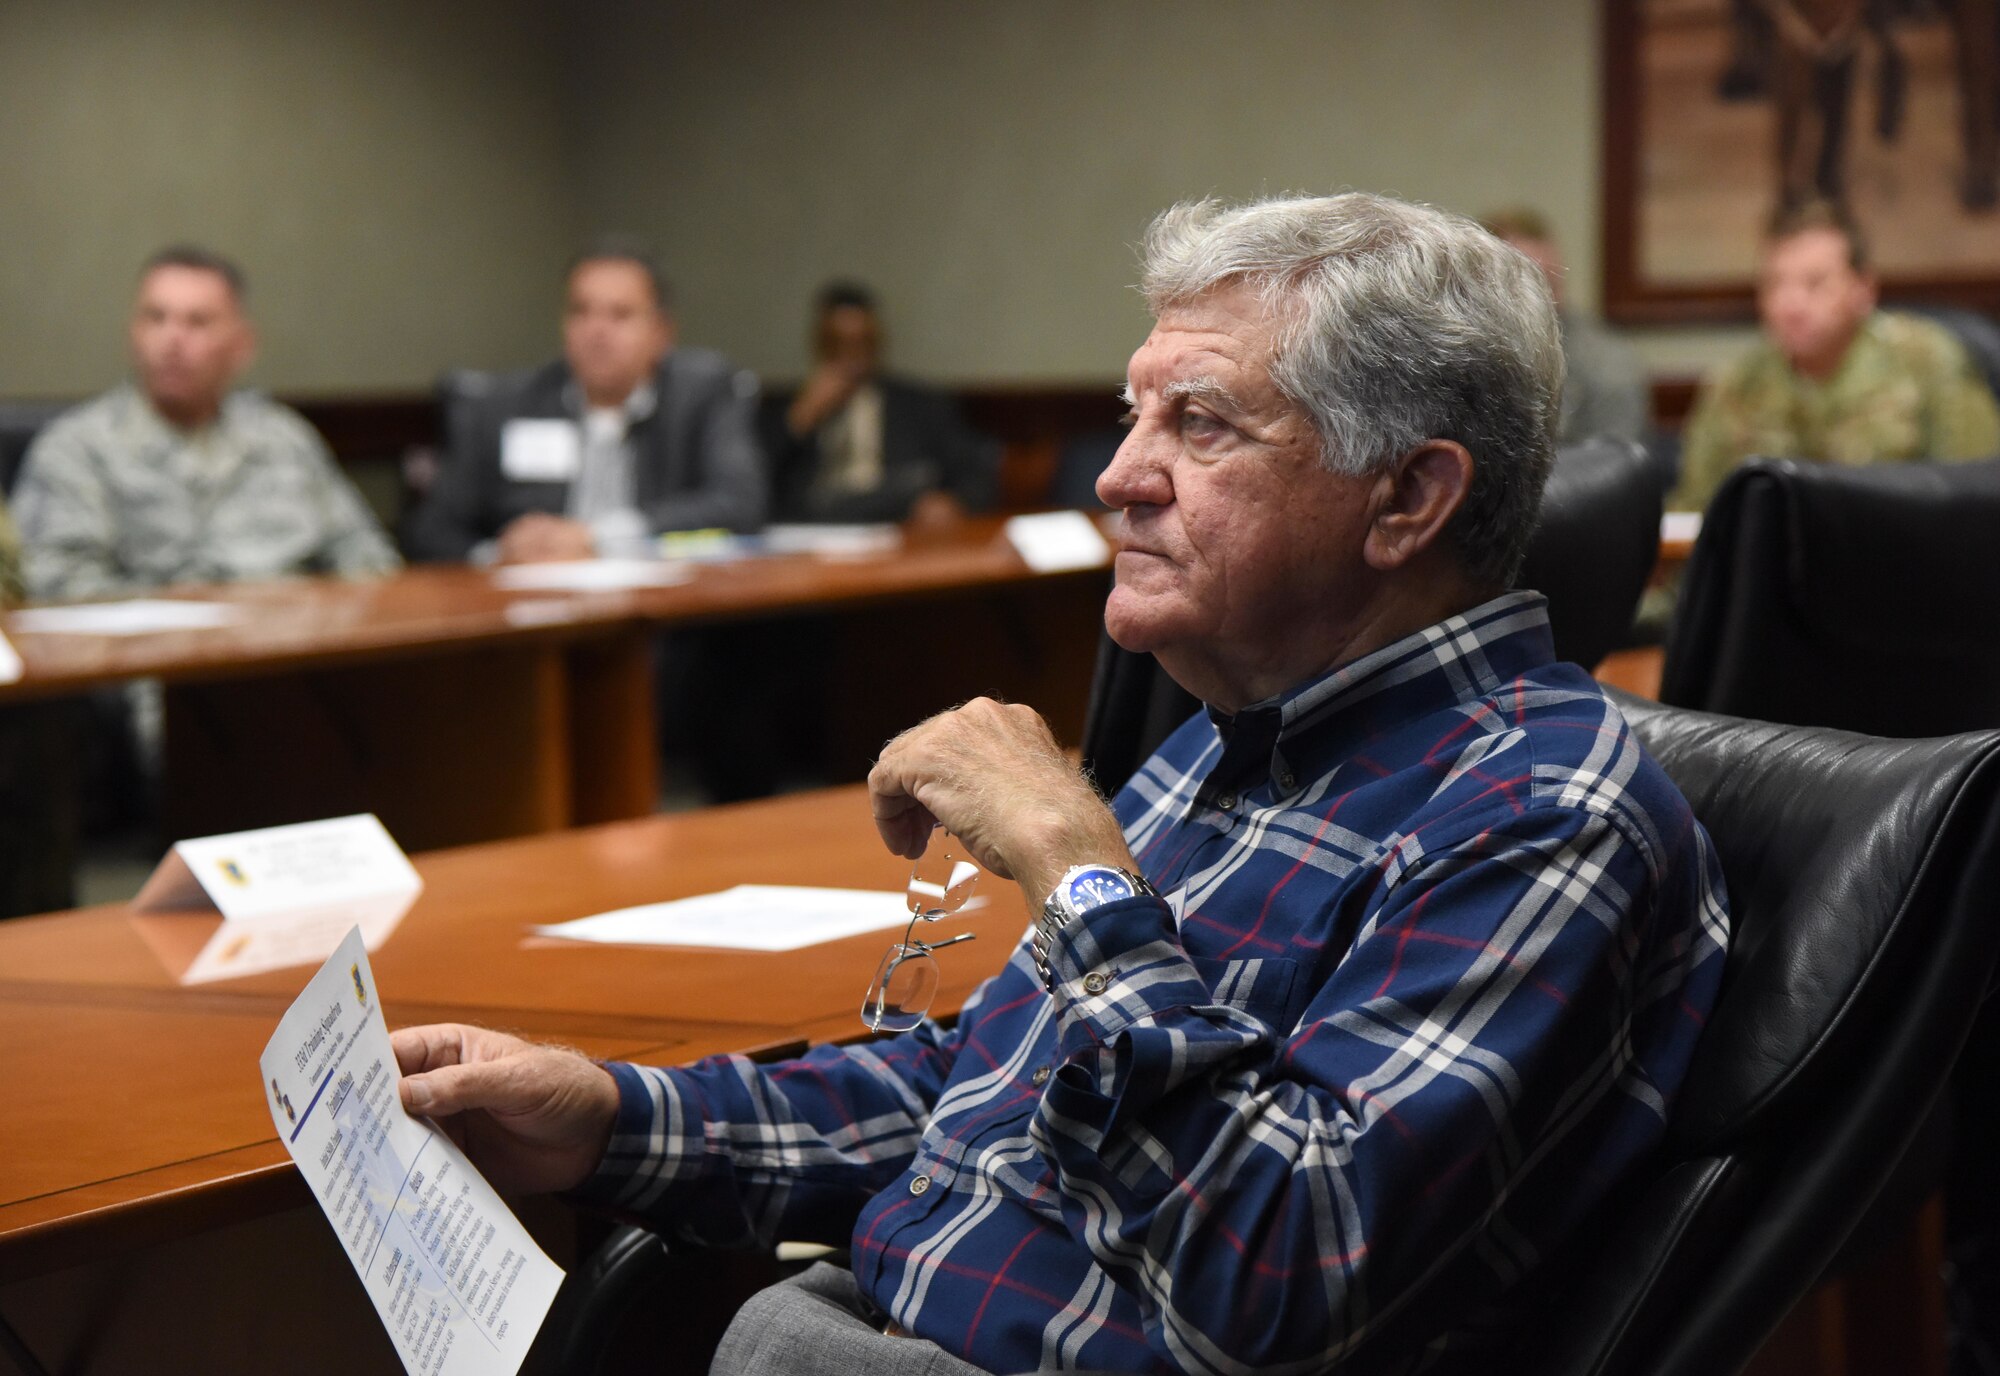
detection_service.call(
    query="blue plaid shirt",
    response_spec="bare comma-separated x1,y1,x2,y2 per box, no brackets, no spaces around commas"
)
580,592,1730,1373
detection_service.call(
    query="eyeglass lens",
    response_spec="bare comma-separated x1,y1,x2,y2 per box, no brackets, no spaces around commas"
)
863,943,939,1033
864,832,981,1032
907,841,979,919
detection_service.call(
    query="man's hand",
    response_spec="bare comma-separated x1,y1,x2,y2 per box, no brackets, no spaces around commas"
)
904,490,970,533
392,1023,620,1195
497,513,597,564
785,360,866,437
868,698,1136,905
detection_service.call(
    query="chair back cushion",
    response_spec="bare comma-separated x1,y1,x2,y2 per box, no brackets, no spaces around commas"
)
1618,698,2000,1146
1521,696,2000,1376
0,399,71,495
435,369,503,477
1662,457,2000,735
1514,436,1662,671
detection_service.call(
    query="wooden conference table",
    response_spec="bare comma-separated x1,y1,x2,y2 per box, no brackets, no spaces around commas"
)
0,517,1111,852
0,786,1029,1370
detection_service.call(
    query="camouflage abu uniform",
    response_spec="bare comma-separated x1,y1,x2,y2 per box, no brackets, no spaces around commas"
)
1672,312,2000,511
14,384,401,601
0,498,24,606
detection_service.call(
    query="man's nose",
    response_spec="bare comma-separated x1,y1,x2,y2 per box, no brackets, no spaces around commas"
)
1096,427,1170,509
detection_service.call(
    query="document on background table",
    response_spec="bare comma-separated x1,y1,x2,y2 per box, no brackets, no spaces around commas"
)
489,558,692,592
260,929,563,1376
757,523,901,558
533,883,924,951
8,598,241,636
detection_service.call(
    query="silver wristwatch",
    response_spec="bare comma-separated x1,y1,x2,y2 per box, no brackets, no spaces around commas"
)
1033,864,1158,991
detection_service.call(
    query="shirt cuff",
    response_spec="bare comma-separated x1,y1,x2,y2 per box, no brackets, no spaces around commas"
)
1044,894,1210,1059
572,1060,705,1212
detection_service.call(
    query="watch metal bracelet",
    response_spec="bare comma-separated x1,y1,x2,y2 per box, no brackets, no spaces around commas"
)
1034,865,1156,991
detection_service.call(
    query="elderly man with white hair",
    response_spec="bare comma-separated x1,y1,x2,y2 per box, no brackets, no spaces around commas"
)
391,193,1730,1375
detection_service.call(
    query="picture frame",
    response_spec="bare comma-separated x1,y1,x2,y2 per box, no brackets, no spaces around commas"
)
1601,0,2000,325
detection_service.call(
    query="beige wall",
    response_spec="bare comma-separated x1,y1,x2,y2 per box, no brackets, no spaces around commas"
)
1,1,1750,399
0,0,581,396
570,0,1752,384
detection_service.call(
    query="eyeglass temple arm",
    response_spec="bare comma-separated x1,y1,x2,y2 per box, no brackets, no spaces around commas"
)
913,931,978,954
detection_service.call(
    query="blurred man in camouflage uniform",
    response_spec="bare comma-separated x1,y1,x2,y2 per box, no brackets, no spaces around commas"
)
14,246,400,600
1673,200,2000,512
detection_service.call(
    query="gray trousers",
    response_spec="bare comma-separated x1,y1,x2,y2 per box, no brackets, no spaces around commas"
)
709,1262,992,1376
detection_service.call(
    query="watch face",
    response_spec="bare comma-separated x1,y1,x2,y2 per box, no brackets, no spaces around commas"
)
1066,868,1137,910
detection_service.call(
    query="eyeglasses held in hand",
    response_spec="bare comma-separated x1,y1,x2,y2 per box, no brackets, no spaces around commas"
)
861,833,980,1032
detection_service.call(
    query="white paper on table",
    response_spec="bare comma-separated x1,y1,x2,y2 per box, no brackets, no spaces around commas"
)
260,929,563,1376
489,559,692,593
1661,511,1702,545
533,883,922,951
1004,510,1112,573
0,627,20,684
499,418,580,482
8,599,241,636
758,523,902,558
131,814,422,984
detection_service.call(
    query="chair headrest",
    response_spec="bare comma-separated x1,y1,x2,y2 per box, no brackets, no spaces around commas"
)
1616,693,2000,1149
1729,457,2000,655
1514,437,1661,670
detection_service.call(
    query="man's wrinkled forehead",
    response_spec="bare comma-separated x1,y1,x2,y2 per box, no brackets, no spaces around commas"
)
1120,312,1288,424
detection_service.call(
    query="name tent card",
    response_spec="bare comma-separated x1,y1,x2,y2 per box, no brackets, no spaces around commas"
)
498,419,580,483
1003,510,1113,573
261,929,564,1376
131,813,422,984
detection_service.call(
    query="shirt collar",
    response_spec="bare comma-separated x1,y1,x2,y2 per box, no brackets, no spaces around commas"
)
119,381,240,440
1193,590,1557,807
561,378,659,423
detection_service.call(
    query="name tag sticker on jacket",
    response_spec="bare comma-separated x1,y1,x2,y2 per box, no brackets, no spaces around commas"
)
500,420,580,482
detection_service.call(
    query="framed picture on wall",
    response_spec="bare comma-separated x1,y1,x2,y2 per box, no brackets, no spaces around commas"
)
1601,0,2000,324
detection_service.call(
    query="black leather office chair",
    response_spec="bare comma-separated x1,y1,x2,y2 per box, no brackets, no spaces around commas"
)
1514,436,1662,671
1080,436,1662,796
1904,304,2000,402
434,368,501,474
0,399,69,494
1661,456,2000,735
1512,702,2000,1375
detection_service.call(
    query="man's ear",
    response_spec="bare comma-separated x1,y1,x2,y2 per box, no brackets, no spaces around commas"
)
231,320,260,382
1361,439,1474,572
1855,270,1880,318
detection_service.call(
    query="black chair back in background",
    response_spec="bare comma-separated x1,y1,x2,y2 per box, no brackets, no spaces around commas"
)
435,368,501,475
1903,305,2000,403
1661,456,2000,736
1080,435,1662,796
0,399,69,496
1517,701,2000,1376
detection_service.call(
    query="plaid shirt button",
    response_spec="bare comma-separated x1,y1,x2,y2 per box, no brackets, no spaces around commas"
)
910,1175,932,1196
1083,972,1110,995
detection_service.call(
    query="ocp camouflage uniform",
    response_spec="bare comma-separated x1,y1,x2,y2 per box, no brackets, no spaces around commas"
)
13,384,401,601
0,498,24,606
1672,312,2000,512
